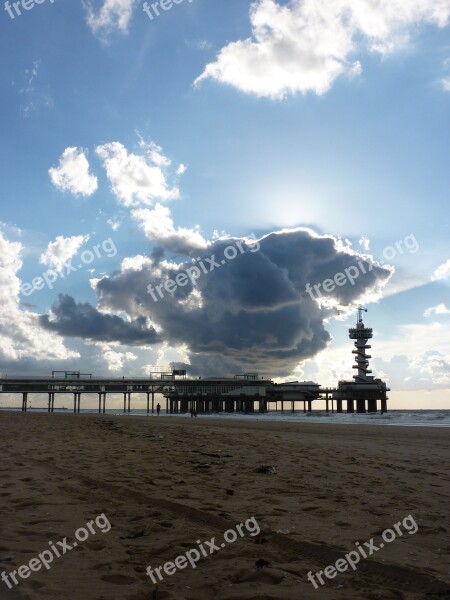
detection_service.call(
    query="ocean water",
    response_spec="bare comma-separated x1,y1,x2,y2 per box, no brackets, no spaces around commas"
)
1,408,450,427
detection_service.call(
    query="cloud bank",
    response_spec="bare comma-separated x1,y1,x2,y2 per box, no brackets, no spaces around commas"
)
41,228,392,376
0,229,78,366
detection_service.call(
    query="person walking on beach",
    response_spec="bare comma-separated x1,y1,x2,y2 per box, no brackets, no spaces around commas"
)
156,403,161,416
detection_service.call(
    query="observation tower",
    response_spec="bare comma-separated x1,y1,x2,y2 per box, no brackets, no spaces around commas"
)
332,306,388,413
349,306,373,383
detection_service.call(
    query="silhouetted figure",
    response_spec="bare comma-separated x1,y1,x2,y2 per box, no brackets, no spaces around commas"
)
156,403,161,416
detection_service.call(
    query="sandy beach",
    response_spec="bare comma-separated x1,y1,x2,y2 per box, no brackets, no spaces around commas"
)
0,412,449,600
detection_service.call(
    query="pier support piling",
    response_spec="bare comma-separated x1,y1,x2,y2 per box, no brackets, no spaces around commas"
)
356,398,366,413
367,398,377,413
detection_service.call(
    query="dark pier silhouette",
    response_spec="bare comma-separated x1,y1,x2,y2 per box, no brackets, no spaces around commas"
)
0,309,389,415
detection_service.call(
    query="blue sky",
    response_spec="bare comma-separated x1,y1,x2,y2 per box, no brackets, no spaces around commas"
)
1,0,450,408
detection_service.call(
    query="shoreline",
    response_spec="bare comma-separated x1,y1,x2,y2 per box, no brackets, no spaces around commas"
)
1,407,449,427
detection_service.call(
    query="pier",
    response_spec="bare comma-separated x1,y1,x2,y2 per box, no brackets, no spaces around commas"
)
0,373,388,415
0,309,389,415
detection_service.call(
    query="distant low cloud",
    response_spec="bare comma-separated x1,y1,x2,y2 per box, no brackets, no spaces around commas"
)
432,258,450,280
83,0,138,38
196,0,450,98
49,147,98,197
375,349,450,389
40,234,90,272
96,140,181,207
424,303,450,317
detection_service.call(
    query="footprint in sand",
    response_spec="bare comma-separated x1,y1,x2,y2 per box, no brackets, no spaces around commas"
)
100,574,137,585
85,540,106,551
131,591,180,600
231,567,285,585
27,580,45,590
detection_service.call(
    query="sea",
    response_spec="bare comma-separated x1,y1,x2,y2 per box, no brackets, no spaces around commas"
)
1,408,449,427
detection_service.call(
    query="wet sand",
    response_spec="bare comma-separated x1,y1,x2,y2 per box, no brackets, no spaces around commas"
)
0,412,449,599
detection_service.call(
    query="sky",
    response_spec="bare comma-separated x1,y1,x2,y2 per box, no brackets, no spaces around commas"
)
1,0,450,409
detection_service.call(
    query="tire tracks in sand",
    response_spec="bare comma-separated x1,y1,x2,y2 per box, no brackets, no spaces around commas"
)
9,450,450,598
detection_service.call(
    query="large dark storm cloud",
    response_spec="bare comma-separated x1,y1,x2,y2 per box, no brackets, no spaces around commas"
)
40,228,391,376
40,294,160,346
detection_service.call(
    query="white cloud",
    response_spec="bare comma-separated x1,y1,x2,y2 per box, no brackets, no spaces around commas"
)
96,140,181,207
120,255,153,272
442,77,450,91
94,342,137,371
196,0,450,98
39,234,90,272
0,230,78,362
20,60,53,118
196,40,212,51
359,236,370,250
49,147,98,197
432,258,450,280
424,303,450,317
131,203,209,253
84,0,138,37
107,218,121,231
